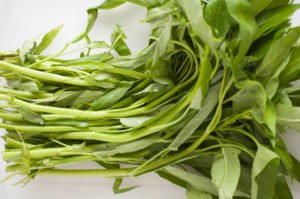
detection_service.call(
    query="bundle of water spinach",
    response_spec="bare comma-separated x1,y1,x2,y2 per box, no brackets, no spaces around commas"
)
1,0,300,198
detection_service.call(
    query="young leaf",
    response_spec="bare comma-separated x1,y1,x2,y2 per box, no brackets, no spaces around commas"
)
111,25,131,56
19,37,38,65
35,25,63,54
109,43,155,69
72,6,99,43
211,147,241,199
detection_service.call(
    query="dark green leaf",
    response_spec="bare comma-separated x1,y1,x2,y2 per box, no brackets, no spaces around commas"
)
274,175,293,199
251,145,280,199
91,81,132,110
256,27,300,77
205,0,233,38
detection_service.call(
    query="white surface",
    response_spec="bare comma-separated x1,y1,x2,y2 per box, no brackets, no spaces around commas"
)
0,0,299,199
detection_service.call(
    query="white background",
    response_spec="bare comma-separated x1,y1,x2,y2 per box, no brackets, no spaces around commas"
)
0,0,300,198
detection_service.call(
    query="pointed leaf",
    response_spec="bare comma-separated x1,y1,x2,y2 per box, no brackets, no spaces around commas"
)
36,25,63,54
211,147,241,199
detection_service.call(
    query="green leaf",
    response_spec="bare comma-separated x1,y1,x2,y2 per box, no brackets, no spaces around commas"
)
111,25,131,56
120,116,153,127
113,178,138,194
35,25,63,54
230,81,276,136
256,5,300,39
177,0,216,49
237,165,252,195
263,99,276,135
199,51,212,97
264,52,291,98
251,145,280,199
72,6,99,43
186,185,213,199
71,90,104,108
53,91,82,107
157,169,188,189
251,0,272,15
267,0,292,9
94,135,159,157
280,47,300,82
19,37,38,65
169,85,219,151
274,175,293,199
205,0,233,38
8,80,40,93
91,81,132,110
225,0,257,68
273,136,293,177
211,147,241,199
97,0,161,10
110,43,155,69
86,41,110,49
18,107,44,125
256,27,300,77
153,16,172,65
98,0,126,9
292,155,300,182
133,83,166,95
276,103,300,131
163,166,218,196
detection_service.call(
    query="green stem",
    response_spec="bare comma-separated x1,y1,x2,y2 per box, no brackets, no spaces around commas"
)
5,137,35,149
0,61,92,86
38,168,133,178
0,123,124,133
0,87,52,98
